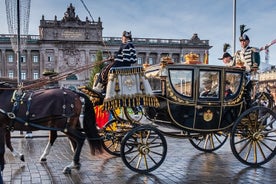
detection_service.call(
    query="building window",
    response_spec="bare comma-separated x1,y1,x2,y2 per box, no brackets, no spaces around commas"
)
8,55,14,62
90,54,96,62
21,56,26,63
8,71,14,78
149,57,153,65
33,72,39,79
21,72,26,80
48,56,53,62
138,57,143,65
33,55,39,63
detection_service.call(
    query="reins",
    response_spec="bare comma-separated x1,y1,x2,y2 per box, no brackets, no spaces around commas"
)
0,59,109,90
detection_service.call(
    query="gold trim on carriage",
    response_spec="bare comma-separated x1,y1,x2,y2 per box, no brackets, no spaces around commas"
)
144,59,246,132
78,56,276,174
103,66,159,110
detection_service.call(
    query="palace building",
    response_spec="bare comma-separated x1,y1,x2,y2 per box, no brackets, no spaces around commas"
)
0,3,211,89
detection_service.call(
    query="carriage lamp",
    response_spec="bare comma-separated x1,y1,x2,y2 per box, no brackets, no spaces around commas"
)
159,57,168,96
159,69,167,96
159,67,168,78
251,71,259,81
250,63,259,82
159,56,169,78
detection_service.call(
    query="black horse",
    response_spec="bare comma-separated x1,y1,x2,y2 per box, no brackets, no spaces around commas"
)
0,82,102,180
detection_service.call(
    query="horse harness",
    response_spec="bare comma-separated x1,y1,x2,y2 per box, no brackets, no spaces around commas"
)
0,88,78,132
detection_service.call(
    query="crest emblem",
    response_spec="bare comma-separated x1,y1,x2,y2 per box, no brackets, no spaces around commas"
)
203,109,213,122
124,76,134,90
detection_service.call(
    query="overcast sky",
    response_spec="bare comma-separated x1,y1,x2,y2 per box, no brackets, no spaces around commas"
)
0,0,275,66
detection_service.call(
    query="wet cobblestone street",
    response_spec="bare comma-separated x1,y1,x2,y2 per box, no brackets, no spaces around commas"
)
2,131,276,184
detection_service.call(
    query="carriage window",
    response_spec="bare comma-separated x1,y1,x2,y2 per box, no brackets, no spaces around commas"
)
199,71,220,98
169,69,193,97
225,72,242,100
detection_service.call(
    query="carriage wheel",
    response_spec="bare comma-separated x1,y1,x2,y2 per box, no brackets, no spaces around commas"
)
189,131,228,152
230,106,276,167
120,125,167,174
101,119,134,156
123,106,144,123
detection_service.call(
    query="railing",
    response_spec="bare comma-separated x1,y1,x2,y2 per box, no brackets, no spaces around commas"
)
103,37,209,46
1,34,209,46
0,34,40,43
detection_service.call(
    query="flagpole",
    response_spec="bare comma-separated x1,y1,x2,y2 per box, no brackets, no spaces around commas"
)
233,0,236,55
17,0,22,84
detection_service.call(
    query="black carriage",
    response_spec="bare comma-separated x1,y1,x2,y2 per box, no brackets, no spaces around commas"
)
81,59,276,174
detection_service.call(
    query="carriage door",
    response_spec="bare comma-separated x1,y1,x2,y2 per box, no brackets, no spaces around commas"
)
195,69,222,131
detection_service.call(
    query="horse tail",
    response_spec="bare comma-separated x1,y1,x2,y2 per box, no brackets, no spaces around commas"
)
77,92,103,155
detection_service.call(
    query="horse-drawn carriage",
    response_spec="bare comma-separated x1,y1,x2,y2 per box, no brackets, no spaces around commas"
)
81,56,276,174
0,56,275,179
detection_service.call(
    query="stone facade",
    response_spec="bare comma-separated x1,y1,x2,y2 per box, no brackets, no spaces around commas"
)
259,68,276,100
0,3,211,89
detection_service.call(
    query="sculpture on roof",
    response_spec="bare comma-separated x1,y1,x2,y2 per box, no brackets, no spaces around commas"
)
62,3,80,22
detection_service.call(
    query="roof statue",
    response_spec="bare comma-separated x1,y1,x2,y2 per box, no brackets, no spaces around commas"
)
62,3,80,22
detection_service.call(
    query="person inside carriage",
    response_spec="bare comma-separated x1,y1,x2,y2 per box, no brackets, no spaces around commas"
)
224,80,233,100
200,79,218,97
93,31,137,93
234,25,260,108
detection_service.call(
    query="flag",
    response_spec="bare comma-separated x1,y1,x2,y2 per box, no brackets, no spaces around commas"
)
203,50,209,64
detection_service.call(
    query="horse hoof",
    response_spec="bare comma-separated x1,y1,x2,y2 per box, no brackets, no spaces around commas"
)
40,158,47,162
20,155,25,162
72,162,81,170
63,167,71,174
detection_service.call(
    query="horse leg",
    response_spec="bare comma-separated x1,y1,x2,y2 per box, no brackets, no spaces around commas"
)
5,131,24,162
0,128,6,173
40,130,58,162
68,137,77,153
63,130,85,174
0,170,3,184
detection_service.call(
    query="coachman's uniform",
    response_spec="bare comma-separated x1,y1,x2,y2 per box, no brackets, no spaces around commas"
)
112,41,137,67
235,46,260,72
235,25,260,108
98,40,137,86
94,31,137,92
235,46,260,108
